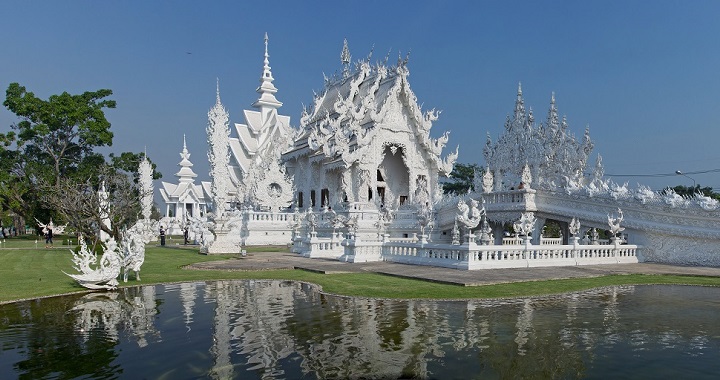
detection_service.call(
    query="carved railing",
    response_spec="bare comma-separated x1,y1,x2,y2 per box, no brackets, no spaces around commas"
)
300,234,344,259
245,211,294,222
342,239,638,270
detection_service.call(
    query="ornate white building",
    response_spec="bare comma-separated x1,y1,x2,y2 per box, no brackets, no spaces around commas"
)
227,33,295,212
283,40,457,211
194,35,720,269
159,136,211,234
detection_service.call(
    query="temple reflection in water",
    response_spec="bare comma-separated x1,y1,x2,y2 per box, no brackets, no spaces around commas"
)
2,282,719,379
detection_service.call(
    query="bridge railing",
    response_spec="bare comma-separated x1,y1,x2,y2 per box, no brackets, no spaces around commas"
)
339,238,638,270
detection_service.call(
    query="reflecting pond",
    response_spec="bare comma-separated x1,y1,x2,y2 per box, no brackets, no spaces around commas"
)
2,281,720,379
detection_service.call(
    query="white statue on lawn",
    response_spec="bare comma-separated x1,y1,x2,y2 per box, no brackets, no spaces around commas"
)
65,236,123,290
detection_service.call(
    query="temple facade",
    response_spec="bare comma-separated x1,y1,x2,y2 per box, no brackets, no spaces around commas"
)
159,136,211,234
282,40,457,211
227,33,295,212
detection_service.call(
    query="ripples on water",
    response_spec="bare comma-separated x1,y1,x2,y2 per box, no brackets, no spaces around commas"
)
1,282,720,379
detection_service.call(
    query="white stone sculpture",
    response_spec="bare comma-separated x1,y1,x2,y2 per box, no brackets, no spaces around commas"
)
569,217,581,237
451,220,460,245
138,153,154,220
416,205,434,238
662,188,687,208
608,181,630,200
607,208,625,238
207,79,232,218
456,199,483,243
520,164,532,189
513,212,536,238
120,227,146,282
634,184,657,204
98,181,111,241
35,218,67,236
696,194,719,211
65,236,122,290
481,167,494,194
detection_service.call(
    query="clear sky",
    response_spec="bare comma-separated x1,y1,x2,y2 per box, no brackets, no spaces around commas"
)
2,0,720,192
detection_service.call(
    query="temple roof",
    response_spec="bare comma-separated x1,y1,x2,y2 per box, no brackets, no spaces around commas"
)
286,42,457,175
175,135,197,183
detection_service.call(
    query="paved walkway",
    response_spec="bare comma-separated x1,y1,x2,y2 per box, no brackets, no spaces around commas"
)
186,251,720,286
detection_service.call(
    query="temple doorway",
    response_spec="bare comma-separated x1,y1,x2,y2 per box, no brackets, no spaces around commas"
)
378,144,409,208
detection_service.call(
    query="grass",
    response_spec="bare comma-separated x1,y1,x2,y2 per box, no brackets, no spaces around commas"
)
2,241,720,304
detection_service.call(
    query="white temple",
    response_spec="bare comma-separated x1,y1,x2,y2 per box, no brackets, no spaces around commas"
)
189,34,720,268
283,39,457,211
159,135,211,234
228,33,295,211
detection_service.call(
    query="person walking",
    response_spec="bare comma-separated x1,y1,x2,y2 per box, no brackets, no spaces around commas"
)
183,227,189,245
160,226,166,247
45,227,53,248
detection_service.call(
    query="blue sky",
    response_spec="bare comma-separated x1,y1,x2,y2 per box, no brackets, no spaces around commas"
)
2,1,720,191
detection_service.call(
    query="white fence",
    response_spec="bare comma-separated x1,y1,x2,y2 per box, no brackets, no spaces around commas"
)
334,238,638,270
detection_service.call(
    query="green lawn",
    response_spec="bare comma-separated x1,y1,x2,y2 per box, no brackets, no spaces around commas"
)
2,243,720,304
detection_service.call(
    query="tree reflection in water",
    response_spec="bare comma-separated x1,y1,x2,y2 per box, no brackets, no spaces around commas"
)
2,282,720,379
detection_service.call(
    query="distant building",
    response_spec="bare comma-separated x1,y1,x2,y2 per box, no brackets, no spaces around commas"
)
158,136,211,234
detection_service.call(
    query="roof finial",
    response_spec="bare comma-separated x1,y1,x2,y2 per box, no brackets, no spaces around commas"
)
264,32,269,66
183,134,187,151
517,82,523,96
216,77,221,104
253,32,282,110
341,38,351,78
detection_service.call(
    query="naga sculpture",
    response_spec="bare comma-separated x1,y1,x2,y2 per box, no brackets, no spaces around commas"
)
65,236,123,290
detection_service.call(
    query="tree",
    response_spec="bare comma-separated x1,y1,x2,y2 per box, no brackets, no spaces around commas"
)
2,83,161,240
443,163,481,195
3,83,116,187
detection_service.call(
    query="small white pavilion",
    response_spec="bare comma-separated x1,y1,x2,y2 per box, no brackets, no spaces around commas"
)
159,135,211,234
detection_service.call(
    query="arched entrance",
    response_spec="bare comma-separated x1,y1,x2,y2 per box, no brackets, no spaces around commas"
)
378,144,410,208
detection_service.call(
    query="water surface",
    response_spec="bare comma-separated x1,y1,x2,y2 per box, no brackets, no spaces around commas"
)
1,281,719,379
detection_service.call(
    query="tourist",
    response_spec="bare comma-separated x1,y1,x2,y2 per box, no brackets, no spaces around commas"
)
160,226,166,246
183,227,189,245
45,227,53,248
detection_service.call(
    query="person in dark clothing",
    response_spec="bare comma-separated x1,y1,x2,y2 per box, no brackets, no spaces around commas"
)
45,228,53,248
183,227,189,245
160,226,166,246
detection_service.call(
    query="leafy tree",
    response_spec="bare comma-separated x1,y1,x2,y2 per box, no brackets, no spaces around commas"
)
2,83,161,240
3,83,116,187
443,163,481,195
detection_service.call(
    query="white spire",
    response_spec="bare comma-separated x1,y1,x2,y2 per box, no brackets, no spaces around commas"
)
176,134,197,183
341,38,351,78
252,32,282,110
216,77,221,104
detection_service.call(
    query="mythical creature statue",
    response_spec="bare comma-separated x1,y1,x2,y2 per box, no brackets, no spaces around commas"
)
119,218,158,283
121,230,146,282
569,217,581,237
416,205,434,236
456,198,483,234
607,208,625,237
65,237,123,290
451,220,460,245
513,212,536,238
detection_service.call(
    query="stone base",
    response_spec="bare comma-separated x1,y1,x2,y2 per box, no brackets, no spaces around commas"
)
205,224,241,255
